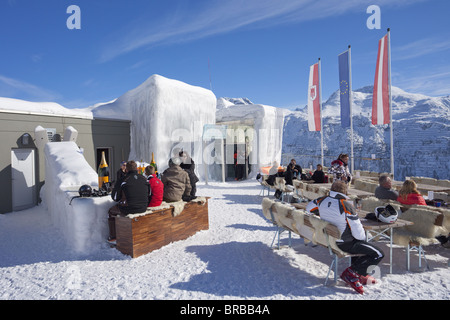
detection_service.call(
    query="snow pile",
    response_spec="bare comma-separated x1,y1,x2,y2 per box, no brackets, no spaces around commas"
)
0,97,92,119
92,74,217,177
42,141,114,254
283,86,450,180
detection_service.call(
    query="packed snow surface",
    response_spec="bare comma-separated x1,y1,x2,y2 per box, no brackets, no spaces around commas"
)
1,180,449,300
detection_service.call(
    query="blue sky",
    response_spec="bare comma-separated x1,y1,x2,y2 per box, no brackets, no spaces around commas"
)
1,0,449,110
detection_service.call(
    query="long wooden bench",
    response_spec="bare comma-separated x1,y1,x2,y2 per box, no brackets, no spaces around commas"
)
262,198,360,285
115,197,210,258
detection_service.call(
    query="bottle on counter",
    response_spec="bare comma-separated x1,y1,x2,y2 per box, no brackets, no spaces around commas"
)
98,151,109,188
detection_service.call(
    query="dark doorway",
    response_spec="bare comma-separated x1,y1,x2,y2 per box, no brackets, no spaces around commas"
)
226,143,248,181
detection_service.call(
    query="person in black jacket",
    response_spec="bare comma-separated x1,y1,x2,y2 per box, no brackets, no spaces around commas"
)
285,159,302,185
311,164,325,183
116,161,127,182
179,151,199,197
107,160,150,242
266,167,285,199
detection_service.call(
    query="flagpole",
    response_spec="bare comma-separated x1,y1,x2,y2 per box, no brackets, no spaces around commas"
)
348,45,354,174
318,57,324,167
387,28,394,180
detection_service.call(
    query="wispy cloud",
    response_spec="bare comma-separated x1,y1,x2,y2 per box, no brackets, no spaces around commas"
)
31,54,43,63
391,37,450,96
100,0,425,62
393,38,450,60
394,68,450,97
0,75,111,108
100,0,308,62
0,74,61,102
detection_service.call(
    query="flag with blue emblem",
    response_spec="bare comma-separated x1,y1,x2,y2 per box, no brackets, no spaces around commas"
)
338,50,351,128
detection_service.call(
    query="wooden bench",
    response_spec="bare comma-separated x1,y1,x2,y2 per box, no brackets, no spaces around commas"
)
262,198,360,285
115,197,210,258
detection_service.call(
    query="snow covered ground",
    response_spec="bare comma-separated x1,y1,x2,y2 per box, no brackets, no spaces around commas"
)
0,180,449,301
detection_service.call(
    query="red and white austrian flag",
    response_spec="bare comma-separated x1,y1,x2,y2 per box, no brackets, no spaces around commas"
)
372,34,390,125
308,63,321,131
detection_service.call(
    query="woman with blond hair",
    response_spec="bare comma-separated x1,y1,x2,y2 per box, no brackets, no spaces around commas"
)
397,180,426,205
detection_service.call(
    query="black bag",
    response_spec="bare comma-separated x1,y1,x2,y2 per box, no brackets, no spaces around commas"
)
365,212,378,221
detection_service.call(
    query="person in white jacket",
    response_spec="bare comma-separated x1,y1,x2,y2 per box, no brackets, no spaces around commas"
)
306,180,384,294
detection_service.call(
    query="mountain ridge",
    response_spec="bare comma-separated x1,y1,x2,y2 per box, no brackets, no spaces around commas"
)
281,85,450,180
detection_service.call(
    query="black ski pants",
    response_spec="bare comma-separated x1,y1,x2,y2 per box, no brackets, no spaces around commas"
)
337,239,385,276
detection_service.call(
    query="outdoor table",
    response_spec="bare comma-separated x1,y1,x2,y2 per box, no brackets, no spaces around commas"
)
293,181,374,200
415,183,450,194
346,187,374,198
358,212,413,274
391,181,450,195
353,175,379,182
291,202,413,274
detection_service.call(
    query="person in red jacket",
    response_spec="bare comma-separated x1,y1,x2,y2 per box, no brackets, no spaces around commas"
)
145,166,164,207
397,179,426,205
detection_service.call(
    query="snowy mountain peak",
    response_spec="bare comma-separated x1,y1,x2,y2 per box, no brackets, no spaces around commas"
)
216,97,253,109
292,85,449,120
282,85,450,180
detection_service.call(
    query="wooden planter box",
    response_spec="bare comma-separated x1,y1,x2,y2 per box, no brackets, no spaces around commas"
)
115,198,209,258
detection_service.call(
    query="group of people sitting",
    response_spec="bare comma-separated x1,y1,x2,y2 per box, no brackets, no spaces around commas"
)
263,159,327,199
266,152,446,293
302,157,448,293
327,153,433,207
265,154,352,190
265,152,438,208
374,173,449,248
107,151,199,243
375,174,427,206
275,155,375,294
329,153,431,206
